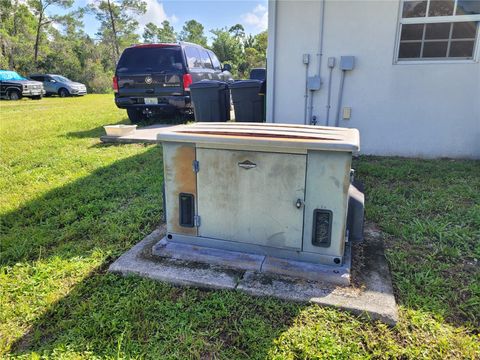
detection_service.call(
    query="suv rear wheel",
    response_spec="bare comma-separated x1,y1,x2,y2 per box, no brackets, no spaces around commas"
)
127,108,145,123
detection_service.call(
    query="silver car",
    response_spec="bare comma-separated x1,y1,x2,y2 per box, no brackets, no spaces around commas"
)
29,74,87,97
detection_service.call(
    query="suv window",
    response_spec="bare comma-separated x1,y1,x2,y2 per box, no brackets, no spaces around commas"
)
117,46,184,73
31,75,44,81
200,50,213,69
185,46,203,69
208,51,222,70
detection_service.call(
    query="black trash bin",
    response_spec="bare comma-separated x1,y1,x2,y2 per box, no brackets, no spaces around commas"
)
249,68,266,81
230,79,265,122
189,80,230,122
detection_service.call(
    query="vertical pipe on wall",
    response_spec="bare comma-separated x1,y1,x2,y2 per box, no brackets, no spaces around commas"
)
304,61,310,125
335,70,346,127
311,0,326,125
317,0,325,81
325,65,334,126
266,0,278,123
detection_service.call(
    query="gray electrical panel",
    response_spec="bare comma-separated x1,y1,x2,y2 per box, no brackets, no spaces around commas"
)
340,56,355,71
307,75,321,90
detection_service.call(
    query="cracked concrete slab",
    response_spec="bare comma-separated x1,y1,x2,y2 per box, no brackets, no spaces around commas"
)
108,223,398,325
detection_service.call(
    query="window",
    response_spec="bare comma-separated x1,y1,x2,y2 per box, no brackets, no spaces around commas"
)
200,50,213,69
208,50,222,70
117,47,183,72
184,46,203,68
396,0,480,61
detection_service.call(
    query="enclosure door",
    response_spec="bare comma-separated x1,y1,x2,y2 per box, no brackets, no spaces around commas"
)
197,148,306,250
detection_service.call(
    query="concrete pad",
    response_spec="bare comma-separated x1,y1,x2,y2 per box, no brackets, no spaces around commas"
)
108,223,398,325
108,228,240,290
237,270,397,325
152,238,265,272
100,124,178,144
261,250,350,286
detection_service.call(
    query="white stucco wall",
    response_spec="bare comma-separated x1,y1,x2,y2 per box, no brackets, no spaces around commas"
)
267,0,480,159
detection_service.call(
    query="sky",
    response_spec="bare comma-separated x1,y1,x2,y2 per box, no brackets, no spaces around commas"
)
49,0,268,43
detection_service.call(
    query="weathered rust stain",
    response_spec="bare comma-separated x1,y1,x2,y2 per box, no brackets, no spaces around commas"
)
176,130,339,141
343,158,352,196
329,175,340,189
168,144,197,236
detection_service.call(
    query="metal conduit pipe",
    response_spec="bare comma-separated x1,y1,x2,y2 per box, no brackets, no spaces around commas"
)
310,0,326,125
307,89,314,125
335,56,355,127
304,0,325,125
325,57,335,126
303,55,310,125
335,70,346,127
317,0,326,82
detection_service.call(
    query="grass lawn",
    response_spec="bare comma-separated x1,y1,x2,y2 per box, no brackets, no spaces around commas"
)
1,94,479,359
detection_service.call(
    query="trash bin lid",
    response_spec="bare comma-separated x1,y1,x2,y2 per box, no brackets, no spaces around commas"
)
189,80,227,89
229,79,262,89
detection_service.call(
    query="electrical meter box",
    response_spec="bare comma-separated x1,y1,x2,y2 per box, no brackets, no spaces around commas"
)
157,122,361,266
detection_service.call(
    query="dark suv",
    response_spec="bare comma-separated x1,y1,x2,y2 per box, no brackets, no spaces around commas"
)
113,42,233,123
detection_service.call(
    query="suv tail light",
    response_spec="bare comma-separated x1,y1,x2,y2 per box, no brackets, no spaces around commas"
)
183,74,192,91
112,76,119,93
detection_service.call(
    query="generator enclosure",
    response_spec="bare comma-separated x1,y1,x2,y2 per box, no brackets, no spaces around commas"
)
158,123,360,266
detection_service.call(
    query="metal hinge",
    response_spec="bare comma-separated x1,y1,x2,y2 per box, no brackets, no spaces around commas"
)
194,215,201,227
192,160,199,173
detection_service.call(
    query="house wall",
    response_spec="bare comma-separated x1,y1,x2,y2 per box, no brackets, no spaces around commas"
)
267,0,480,159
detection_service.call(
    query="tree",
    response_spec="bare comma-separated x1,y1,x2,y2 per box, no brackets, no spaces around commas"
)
89,0,146,67
142,22,159,43
237,31,267,79
0,0,38,71
178,19,207,47
228,24,245,40
253,30,267,56
158,20,176,43
143,20,176,43
27,0,74,66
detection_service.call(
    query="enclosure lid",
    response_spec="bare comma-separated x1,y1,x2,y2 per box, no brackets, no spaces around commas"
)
158,123,360,152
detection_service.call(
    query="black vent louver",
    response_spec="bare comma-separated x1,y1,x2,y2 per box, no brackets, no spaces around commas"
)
312,209,332,247
179,193,194,227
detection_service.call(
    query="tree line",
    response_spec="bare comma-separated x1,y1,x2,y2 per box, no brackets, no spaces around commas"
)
0,0,267,93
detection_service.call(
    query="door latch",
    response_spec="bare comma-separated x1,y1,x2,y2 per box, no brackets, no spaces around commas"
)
295,199,304,209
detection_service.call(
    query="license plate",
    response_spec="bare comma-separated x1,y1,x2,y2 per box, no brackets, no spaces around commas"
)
144,97,158,105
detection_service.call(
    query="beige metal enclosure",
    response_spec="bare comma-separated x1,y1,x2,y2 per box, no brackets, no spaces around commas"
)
159,123,360,266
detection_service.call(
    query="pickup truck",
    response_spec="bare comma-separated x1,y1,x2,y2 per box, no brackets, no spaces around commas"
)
0,70,45,100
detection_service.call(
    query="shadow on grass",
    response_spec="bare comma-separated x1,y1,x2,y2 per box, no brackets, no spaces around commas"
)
0,146,163,266
1,145,302,358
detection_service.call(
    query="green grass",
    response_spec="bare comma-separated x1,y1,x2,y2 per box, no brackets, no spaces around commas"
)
1,95,479,359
